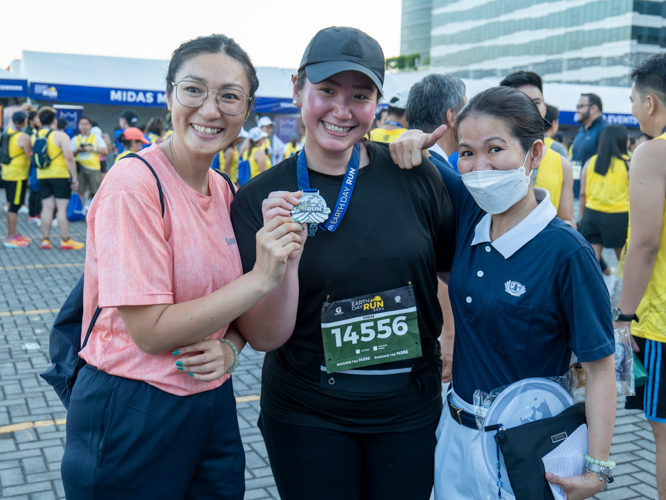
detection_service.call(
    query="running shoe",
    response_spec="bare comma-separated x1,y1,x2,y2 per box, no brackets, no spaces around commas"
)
3,236,28,248
27,216,40,223
60,237,84,250
14,234,32,244
18,206,29,215
40,238,52,249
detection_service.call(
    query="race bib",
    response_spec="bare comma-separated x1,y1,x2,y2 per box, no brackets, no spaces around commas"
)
321,286,422,373
78,152,93,161
571,161,582,180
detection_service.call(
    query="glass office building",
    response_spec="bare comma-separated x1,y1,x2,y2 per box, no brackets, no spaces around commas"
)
401,0,666,86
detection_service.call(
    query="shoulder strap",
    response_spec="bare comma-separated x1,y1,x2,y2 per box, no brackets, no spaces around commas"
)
81,153,165,350
124,152,165,216
211,168,236,197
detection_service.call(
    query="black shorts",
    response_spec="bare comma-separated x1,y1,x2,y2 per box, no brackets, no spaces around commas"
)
4,180,27,212
626,337,666,422
580,208,628,249
38,178,71,200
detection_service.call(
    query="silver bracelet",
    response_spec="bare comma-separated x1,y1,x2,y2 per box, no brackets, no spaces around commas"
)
219,338,239,374
585,463,614,489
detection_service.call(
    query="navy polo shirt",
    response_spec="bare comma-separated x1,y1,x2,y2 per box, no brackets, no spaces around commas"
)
571,116,609,167
441,168,614,403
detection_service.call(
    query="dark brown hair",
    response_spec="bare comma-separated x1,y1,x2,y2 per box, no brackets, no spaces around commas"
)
454,87,543,154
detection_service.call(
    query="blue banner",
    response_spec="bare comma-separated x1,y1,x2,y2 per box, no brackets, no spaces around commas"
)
0,79,29,98
57,108,82,135
255,97,298,114
559,111,639,128
30,82,167,108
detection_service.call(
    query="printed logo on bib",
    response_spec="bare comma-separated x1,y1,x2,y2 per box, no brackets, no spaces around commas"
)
321,286,422,373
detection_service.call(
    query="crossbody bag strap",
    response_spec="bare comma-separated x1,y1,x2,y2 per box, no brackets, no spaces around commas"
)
81,153,166,350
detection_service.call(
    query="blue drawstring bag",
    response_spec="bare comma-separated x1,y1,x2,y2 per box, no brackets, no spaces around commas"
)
67,193,85,222
29,165,39,191
237,158,250,186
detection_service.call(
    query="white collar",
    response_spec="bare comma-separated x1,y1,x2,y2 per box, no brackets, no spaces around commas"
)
428,142,448,161
471,188,557,259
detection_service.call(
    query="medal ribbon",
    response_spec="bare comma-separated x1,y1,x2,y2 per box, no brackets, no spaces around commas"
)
296,142,361,232
384,121,404,128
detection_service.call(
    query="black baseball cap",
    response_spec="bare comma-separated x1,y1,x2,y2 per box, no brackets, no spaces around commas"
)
12,111,28,124
120,109,138,125
299,27,385,93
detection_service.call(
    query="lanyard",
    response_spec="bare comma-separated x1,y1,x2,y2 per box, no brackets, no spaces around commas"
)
384,121,403,128
296,142,360,232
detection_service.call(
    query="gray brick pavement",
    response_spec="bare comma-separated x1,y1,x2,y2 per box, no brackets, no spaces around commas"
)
0,197,657,499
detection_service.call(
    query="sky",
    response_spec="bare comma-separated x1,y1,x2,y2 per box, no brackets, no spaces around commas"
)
0,0,402,71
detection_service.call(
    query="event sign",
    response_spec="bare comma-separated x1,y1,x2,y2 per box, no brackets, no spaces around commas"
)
559,110,639,128
0,79,29,98
30,82,167,108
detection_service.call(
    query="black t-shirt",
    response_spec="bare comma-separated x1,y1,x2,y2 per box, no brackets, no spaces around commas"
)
231,142,456,432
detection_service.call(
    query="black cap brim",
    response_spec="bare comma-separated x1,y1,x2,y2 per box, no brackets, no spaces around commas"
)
305,61,383,94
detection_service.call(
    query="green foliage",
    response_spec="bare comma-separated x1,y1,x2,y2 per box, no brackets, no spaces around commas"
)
386,53,422,71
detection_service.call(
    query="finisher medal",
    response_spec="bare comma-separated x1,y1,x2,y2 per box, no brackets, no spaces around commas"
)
291,189,331,225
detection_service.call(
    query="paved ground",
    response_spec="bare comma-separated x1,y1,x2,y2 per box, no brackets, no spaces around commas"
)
0,197,658,499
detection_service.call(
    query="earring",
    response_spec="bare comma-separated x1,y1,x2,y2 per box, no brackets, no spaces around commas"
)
292,99,299,106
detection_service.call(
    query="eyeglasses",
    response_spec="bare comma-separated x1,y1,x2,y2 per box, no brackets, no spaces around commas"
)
172,80,252,116
576,104,591,109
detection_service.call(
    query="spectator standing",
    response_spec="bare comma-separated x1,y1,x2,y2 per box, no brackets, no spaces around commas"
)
71,116,109,203
369,90,409,143
24,110,42,222
35,107,84,250
617,53,666,500
2,111,33,247
212,128,247,184
405,74,466,175
571,93,609,197
579,125,630,269
373,107,388,129
147,116,168,144
115,109,149,153
258,116,285,165
544,104,569,158
242,127,271,178
114,127,150,164
282,133,301,159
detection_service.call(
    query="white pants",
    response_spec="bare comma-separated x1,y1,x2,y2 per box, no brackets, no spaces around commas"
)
433,388,516,500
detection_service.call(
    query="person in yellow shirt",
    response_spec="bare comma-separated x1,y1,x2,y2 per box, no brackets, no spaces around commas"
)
214,128,247,184
243,127,271,178
114,127,151,163
579,125,629,262
147,116,168,144
71,116,109,202
283,133,301,159
368,90,409,143
500,71,576,227
35,107,84,250
616,53,666,500
2,112,33,248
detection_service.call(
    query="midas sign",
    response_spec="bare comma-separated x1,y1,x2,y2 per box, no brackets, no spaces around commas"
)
110,90,167,105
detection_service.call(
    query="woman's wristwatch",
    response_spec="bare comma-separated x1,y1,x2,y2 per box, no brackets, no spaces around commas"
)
612,307,639,323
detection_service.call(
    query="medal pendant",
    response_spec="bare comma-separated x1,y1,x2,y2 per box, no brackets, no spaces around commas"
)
291,190,331,225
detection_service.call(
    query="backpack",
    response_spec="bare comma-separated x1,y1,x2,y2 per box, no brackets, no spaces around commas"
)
0,130,18,165
32,130,62,169
237,157,250,186
67,193,86,222
40,153,236,409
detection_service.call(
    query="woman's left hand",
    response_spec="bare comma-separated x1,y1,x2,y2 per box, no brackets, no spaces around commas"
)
545,470,607,500
173,337,235,382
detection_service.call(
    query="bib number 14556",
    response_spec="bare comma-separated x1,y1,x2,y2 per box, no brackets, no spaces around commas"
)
330,316,409,347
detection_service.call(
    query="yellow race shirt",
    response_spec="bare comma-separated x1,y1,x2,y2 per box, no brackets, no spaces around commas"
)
36,128,69,180
218,147,239,184
75,134,101,171
534,147,563,212
369,127,408,144
630,132,666,342
243,147,272,179
585,155,629,213
114,150,134,164
1,128,30,181
284,142,300,158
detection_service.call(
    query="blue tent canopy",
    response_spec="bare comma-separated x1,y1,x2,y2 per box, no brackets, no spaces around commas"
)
0,69,28,98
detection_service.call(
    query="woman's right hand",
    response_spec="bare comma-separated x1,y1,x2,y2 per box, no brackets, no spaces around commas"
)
388,125,447,169
252,215,305,292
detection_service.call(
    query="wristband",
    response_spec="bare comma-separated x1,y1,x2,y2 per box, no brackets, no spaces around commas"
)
219,338,239,374
584,454,616,469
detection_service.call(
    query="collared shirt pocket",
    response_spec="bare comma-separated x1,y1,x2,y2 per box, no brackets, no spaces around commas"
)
481,292,533,356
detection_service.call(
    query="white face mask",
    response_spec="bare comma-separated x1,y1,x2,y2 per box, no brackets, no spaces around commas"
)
461,149,532,214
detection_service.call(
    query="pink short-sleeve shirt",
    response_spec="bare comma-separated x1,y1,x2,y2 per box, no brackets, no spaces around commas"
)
80,145,243,396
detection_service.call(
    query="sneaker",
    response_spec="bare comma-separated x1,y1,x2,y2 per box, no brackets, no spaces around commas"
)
60,237,84,250
3,236,28,248
14,234,32,244
18,206,29,215
40,238,52,249
27,216,40,223
603,267,617,294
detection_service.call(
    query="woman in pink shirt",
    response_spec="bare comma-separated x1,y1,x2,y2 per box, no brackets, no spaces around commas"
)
61,34,304,499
